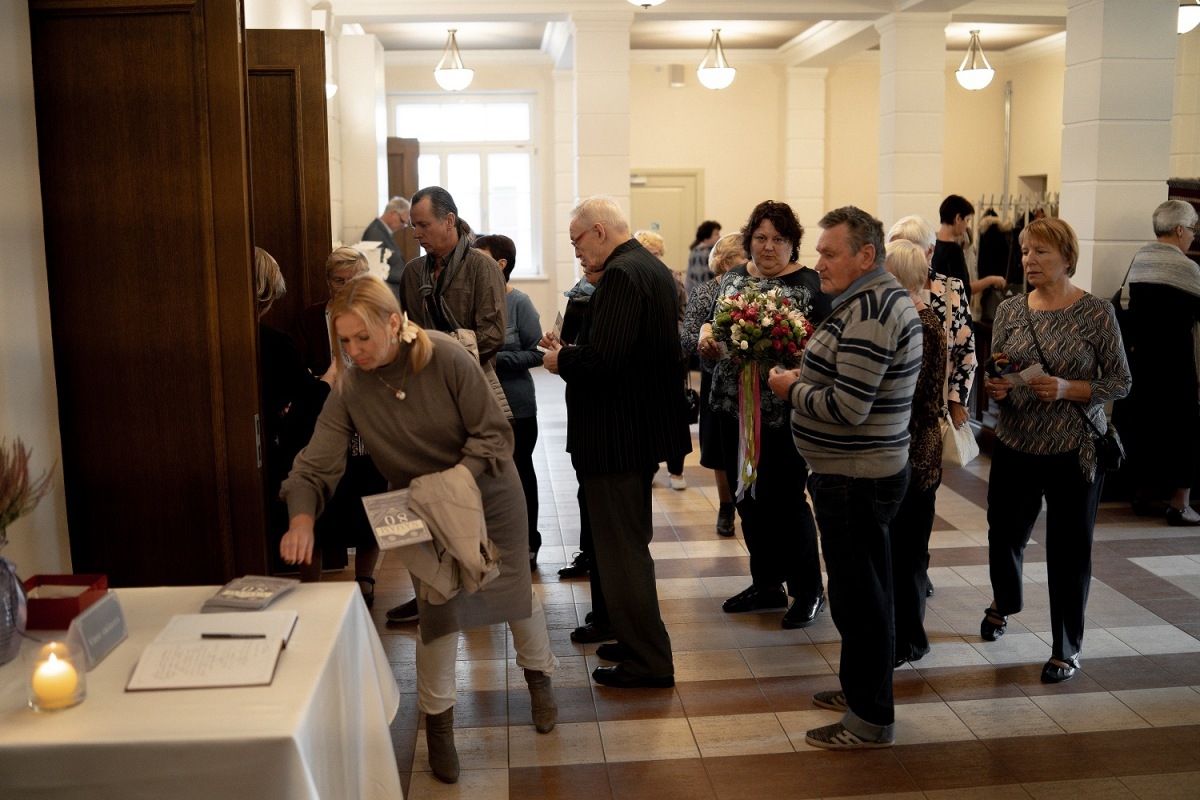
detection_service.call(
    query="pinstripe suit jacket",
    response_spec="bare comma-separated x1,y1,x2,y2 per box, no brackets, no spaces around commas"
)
558,239,692,474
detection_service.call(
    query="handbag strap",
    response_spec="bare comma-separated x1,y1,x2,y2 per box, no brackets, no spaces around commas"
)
1022,296,1106,439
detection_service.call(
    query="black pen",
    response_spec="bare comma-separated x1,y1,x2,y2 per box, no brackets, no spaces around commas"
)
201,633,266,639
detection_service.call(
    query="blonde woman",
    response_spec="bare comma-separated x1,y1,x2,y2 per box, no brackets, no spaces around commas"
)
280,275,558,783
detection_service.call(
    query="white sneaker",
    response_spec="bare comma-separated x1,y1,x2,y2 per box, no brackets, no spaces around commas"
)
669,475,687,490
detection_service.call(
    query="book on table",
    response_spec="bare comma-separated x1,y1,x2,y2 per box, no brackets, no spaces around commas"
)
201,575,299,612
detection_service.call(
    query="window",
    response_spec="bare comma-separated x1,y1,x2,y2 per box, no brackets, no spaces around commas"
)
391,95,539,278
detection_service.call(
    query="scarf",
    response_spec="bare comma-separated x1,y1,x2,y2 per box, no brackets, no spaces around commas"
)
1124,241,1200,402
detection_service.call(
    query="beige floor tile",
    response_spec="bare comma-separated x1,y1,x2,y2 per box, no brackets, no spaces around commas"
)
1119,770,1200,800
971,631,1056,665
679,539,749,559
648,540,689,560
1111,687,1200,726
456,658,508,691
598,717,700,762
701,575,755,600
654,577,712,600
894,700,976,745
664,620,741,653
1029,690,1151,733
687,712,794,758
1128,555,1200,577
534,582,579,606
405,768,510,800
671,649,752,682
413,726,509,772
507,721,604,768
920,640,994,669
1107,625,1200,655
741,643,834,678
1023,777,1137,800
1072,628,1140,659
504,653,591,689
948,697,1065,739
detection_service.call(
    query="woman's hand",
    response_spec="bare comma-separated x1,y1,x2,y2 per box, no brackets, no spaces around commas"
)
768,366,800,400
948,400,969,429
1027,376,1065,403
988,275,1007,291
280,514,316,566
983,376,1010,402
699,336,723,360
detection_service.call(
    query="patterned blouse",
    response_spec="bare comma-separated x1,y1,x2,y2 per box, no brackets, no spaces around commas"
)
681,278,722,374
992,292,1131,482
926,272,976,407
709,265,830,429
911,307,948,492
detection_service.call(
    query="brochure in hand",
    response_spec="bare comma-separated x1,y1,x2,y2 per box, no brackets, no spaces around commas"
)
201,575,299,612
361,488,432,550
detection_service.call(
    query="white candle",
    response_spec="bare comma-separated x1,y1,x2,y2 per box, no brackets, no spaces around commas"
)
32,652,78,709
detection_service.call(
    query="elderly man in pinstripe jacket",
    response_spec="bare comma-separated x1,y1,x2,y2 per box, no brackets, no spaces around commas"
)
768,206,922,750
542,196,691,689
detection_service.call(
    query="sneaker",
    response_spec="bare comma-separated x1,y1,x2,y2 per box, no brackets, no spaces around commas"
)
722,584,787,613
669,474,687,490
558,551,590,579
805,721,893,750
812,690,848,712
385,598,419,623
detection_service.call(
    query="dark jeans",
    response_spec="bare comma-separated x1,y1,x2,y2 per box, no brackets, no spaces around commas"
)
720,412,823,599
809,465,909,729
987,440,1103,661
582,468,673,679
510,415,541,555
890,480,939,663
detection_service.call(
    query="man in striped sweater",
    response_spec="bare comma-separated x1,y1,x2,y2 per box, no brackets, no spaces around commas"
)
768,206,922,749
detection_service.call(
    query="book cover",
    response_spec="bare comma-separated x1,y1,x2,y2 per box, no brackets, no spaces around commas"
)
201,575,299,612
361,488,432,550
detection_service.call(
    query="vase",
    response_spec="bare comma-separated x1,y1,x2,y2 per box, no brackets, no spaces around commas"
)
0,545,28,666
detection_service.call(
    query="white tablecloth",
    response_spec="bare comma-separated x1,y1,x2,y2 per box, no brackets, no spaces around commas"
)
0,583,403,800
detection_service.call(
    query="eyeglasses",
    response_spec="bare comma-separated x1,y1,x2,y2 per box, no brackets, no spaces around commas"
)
569,228,596,249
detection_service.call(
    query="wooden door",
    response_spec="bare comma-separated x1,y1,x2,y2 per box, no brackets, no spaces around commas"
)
246,29,333,338
28,0,267,586
387,137,421,263
630,170,702,275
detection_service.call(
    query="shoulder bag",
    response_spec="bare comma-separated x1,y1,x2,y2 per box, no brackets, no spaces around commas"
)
938,287,979,467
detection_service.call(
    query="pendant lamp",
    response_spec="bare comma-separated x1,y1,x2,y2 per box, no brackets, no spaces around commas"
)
434,30,474,92
697,29,735,90
1181,2,1200,34
955,30,995,91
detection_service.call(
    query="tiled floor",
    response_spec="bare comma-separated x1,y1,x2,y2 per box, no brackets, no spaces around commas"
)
363,370,1200,799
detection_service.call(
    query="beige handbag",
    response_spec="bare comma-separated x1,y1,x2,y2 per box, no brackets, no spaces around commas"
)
448,328,513,420
938,287,979,468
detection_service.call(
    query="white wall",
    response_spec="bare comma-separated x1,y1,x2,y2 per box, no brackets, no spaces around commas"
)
0,2,70,576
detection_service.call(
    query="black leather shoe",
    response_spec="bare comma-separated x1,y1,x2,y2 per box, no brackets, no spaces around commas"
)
386,598,419,623
722,584,787,613
716,503,736,537
980,607,1007,641
570,623,616,644
925,581,935,598
596,642,632,662
1166,506,1200,527
558,552,590,579
592,665,674,689
1040,655,1080,683
781,594,826,629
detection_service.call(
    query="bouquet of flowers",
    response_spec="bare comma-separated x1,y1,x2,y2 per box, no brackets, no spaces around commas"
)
0,438,55,549
711,282,815,497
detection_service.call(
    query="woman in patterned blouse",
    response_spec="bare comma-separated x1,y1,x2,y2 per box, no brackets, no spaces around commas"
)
680,233,747,536
980,218,1130,684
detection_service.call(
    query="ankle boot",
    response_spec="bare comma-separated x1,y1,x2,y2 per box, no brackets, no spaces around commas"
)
523,668,558,733
424,708,460,783
716,503,736,537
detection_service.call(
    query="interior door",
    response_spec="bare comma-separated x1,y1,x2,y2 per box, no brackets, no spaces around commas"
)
28,0,267,586
387,137,421,264
630,170,702,275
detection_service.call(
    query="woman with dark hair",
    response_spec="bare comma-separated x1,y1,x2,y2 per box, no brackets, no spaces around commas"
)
697,201,831,629
685,219,722,296
474,234,546,567
980,218,1130,683
281,275,558,783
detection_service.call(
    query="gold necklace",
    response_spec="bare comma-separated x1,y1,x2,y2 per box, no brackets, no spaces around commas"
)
372,348,411,400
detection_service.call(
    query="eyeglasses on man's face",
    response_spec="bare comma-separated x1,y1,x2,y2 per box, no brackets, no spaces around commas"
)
569,227,597,249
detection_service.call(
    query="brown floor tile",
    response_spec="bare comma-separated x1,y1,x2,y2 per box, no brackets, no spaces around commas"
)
757,675,843,713
1071,728,1200,777
1149,654,1200,685
1083,655,1178,692
509,684,598,725
894,740,1018,791
446,688,509,728
652,558,700,579
795,748,919,795
591,685,687,722
921,664,1027,703
658,596,728,624
389,724,418,774
675,678,771,717
705,752,820,800
608,758,717,800
983,734,1111,783
510,763,614,799
1141,597,1200,626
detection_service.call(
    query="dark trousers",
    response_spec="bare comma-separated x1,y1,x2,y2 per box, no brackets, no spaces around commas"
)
890,480,939,663
809,466,909,728
581,469,673,679
510,415,541,555
987,441,1102,661
720,413,823,599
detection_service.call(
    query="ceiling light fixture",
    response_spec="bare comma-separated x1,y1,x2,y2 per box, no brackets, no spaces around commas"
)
697,29,735,90
434,29,474,92
627,0,666,7
955,30,995,91
1181,1,1200,34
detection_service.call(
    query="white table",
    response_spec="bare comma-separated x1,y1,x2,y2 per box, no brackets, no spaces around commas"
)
0,583,403,800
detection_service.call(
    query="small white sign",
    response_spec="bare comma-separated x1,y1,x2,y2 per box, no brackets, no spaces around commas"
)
66,591,127,671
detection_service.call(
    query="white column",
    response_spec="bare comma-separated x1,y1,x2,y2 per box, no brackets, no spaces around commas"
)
569,10,634,210
875,13,948,227
1060,0,1178,294
786,66,828,262
337,34,388,246
1173,30,1200,178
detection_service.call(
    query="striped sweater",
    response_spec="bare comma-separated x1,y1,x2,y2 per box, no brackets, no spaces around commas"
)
787,267,922,478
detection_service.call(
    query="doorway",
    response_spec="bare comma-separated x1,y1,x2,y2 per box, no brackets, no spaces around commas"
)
630,170,703,275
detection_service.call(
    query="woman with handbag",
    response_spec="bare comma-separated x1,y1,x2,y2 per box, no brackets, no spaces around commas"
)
980,218,1130,684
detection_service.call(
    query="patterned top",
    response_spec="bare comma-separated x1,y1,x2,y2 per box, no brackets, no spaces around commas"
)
910,308,947,492
992,293,1131,482
926,272,976,407
709,265,830,429
681,278,722,374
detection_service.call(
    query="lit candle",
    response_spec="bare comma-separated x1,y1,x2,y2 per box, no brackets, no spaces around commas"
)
32,652,78,710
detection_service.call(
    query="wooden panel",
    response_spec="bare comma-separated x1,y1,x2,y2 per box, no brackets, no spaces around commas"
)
387,136,420,263
246,29,332,337
28,0,266,585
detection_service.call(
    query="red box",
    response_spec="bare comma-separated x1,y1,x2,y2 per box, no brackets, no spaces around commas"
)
22,574,108,630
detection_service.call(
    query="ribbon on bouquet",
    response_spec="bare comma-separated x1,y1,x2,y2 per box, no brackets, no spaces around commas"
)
735,362,763,501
